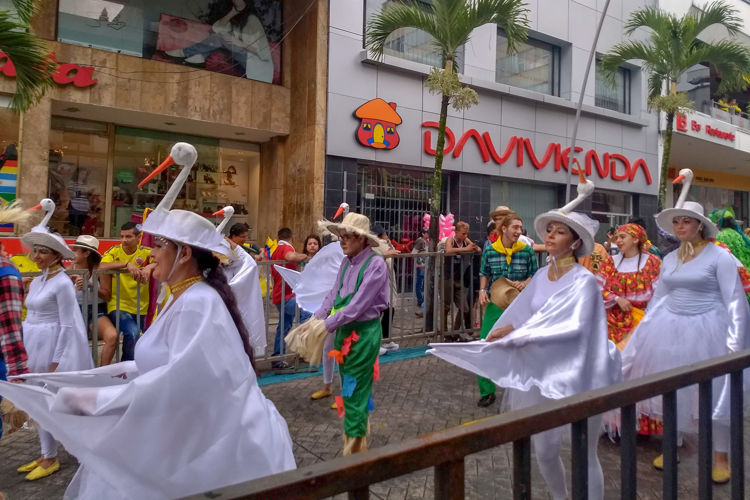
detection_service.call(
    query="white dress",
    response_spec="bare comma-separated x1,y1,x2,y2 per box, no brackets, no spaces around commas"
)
24,270,94,374
0,282,295,499
223,246,267,354
429,264,622,408
622,242,749,430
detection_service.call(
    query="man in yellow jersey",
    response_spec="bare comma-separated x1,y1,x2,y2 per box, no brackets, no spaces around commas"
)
99,222,153,361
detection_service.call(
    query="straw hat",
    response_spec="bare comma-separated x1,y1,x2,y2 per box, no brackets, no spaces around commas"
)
323,212,381,247
21,228,74,260
140,209,229,255
70,234,101,257
489,277,519,310
490,205,512,220
533,211,599,258
656,201,717,239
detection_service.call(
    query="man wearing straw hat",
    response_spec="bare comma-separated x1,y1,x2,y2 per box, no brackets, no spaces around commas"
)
313,212,389,455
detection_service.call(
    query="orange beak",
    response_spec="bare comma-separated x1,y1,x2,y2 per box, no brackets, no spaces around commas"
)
574,159,587,184
672,174,685,185
333,205,346,220
28,203,42,211
138,155,175,188
212,209,225,218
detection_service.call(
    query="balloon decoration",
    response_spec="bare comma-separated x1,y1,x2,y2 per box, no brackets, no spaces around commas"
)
422,212,455,240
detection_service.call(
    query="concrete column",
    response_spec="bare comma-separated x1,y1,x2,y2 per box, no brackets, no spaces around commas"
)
16,97,52,232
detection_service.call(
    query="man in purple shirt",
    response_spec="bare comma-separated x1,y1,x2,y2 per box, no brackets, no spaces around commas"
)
315,212,389,455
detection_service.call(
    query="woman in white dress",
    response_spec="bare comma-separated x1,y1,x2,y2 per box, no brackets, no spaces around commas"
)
429,178,622,500
622,201,748,483
0,208,296,499
16,224,94,481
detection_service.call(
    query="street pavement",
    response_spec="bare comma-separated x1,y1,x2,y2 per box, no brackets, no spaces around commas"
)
2,350,749,499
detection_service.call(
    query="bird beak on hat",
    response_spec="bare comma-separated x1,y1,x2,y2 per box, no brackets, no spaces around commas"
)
575,161,587,184
212,209,225,218
28,204,42,211
138,155,176,188
672,174,685,184
333,205,346,220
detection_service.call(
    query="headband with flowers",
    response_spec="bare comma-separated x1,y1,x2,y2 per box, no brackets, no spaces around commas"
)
617,223,649,247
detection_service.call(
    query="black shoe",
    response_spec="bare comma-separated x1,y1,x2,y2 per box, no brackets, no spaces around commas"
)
272,361,292,370
477,394,496,407
443,334,459,342
457,333,475,343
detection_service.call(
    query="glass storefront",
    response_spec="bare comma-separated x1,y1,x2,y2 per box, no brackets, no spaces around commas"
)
591,189,632,241
676,183,749,227
57,0,282,84
491,179,558,238
0,104,19,210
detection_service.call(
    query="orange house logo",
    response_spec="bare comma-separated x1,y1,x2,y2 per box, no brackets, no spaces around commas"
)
354,98,402,150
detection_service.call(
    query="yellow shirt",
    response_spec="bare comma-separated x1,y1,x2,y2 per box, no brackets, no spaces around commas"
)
11,254,39,321
101,245,151,315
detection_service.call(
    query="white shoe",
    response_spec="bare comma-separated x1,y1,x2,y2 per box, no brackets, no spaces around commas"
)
383,342,399,351
165,49,185,57
379,347,387,356
184,54,206,64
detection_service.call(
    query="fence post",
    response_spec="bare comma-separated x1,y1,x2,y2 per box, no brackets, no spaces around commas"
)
730,370,744,500
698,381,712,500
620,404,637,500
662,390,678,500
513,437,531,500
571,418,589,499
435,458,465,500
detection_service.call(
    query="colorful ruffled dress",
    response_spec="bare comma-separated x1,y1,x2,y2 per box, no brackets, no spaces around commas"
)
602,253,661,346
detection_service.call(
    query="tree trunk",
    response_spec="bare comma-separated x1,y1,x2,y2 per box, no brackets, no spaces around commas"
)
424,64,452,334
657,111,674,212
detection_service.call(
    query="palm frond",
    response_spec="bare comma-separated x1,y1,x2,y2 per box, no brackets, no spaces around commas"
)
599,41,659,83
690,0,743,38
467,0,529,54
9,0,35,24
365,1,441,58
623,6,674,36
0,11,55,112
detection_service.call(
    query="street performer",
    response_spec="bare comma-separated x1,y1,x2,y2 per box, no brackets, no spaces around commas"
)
313,211,389,455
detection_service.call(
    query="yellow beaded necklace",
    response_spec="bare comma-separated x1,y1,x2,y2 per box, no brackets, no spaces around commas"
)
168,275,203,300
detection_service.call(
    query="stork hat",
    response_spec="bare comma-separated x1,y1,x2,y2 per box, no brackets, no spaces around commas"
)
21,228,74,260
141,209,229,255
533,211,598,258
656,201,717,239
70,235,102,257
323,212,381,247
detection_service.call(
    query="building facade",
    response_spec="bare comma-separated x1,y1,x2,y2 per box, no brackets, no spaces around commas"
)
325,0,660,245
0,0,328,245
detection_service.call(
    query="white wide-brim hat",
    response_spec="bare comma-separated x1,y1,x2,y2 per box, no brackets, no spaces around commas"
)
322,212,381,247
534,211,599,258
656,201,718,239
141,209,229,256
21,226,75,260
70,234,101,257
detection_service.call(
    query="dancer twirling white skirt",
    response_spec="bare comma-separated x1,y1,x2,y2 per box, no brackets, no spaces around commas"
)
621,200,748,482
0,209,295,499
429,180,621,500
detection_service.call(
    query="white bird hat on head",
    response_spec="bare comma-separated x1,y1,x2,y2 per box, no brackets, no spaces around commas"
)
533,167,598,258
21,198,75,259
655,168,717,239
137,143,227,255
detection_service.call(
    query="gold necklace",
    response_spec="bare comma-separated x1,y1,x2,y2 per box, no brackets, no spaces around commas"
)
168,276,203,300
553,256,576,268
677,239,709,263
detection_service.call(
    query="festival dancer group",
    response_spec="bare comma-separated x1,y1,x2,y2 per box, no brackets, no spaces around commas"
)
1,139,748,499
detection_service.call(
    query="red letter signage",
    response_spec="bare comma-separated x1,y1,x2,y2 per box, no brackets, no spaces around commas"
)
0,51,97,88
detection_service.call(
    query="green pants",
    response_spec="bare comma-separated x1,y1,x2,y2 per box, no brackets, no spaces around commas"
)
336,318,381,437
478,302,503,398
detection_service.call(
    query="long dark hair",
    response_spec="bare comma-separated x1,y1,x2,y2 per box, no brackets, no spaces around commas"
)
85,250,101,275
202,0,258,30
193,247,254,366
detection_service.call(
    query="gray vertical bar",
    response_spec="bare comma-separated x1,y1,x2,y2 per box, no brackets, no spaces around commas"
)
115,271,121,360
263,263,271,359
662,390,678,500
513,437,531,500
136,281,141,338
620,404,636,500
571,419,589,500
92,269,100,365
730,370,744,500
698,381,713,500
279,272,286,357
80,270,89,359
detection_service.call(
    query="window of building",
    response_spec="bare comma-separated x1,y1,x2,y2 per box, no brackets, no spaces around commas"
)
591,189,632,241
365,0,464,70
491,179,558,235
496,30,560,96
595,61,631,114
56,0,282,84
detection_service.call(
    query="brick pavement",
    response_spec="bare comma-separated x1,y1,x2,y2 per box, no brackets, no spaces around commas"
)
2,354,749,499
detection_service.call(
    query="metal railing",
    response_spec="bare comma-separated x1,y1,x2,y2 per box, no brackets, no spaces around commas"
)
709,101,750,132
188,349,750,500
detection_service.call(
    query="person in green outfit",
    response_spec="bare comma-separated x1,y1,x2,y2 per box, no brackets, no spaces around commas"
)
314,212,390,455
476,212,537,407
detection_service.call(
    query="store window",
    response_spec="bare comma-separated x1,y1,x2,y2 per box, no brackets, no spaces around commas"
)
48,118,109,236
678,183,748,225
0,103,19,215
595,61,631,114
365,0,464,71
591,189,632,241
496,30,560,96
491,179,557,237
57,0,282,84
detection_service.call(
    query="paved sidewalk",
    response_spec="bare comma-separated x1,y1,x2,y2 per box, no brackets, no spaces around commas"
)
1,353,749,499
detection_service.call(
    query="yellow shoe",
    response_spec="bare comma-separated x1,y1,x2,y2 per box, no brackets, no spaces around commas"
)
712,466,730,484
25,461,59,481
17,460,38,473
653,454,679,471
311,389,332,400
331,401,338,410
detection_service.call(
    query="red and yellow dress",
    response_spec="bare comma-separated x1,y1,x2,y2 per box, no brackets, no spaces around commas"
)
602,252,661,348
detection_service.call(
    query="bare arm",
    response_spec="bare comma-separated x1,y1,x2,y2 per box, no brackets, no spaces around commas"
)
98,273,112,302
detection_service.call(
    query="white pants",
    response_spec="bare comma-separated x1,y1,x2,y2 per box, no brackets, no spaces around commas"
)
713,421,730,454
532,415,604,500
322,333,335,385
38,426,58,459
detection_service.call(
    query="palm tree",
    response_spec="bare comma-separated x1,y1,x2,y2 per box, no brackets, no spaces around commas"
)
0,0,55,111
600,1,750,211
366,0,528,331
